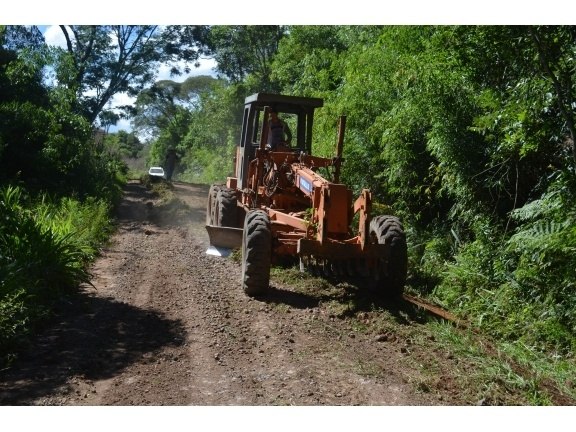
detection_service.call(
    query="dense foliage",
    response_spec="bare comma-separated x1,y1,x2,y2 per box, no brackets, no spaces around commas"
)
0,186,112,365
138,25,576,357
0,26,127,365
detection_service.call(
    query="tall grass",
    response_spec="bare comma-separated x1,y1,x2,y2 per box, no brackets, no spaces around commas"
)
426,176,576,357
0,185,112,367
403,171,576,402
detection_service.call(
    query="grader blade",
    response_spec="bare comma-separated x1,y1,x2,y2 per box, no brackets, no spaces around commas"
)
205,225,243,250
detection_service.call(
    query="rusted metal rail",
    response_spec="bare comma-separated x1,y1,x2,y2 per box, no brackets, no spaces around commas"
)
403,293,574,404
402,293,467,328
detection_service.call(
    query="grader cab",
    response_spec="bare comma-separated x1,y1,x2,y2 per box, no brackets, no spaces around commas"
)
206,93,407,298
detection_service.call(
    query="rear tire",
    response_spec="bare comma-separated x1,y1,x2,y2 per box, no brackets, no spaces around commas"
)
206,184,221,225
370,215,407,298
242,210,271,296
214,187,238,227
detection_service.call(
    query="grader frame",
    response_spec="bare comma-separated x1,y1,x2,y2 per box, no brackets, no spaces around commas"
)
206,93,407,298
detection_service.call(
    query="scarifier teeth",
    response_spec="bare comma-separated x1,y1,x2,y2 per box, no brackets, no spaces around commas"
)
329,260,339,277
322,260,328,276
356,259,369,278
346,260,355,277
312,257,321,276
310,258,317,276
334,260,346,276
299,256,377,279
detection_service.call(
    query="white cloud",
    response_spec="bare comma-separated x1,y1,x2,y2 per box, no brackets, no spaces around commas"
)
43,25,68,48
110,92,136,108
114,118,132,132
157,57,218,82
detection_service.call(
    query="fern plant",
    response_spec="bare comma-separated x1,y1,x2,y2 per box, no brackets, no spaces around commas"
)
503,181,576,353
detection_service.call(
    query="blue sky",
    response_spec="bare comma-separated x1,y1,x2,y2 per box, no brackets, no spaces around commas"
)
41,25,217,133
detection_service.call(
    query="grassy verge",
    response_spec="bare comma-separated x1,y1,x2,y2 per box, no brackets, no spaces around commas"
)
0,185,115,368
269,264,576,405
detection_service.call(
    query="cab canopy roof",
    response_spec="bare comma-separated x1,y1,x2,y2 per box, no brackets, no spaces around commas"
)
244,93,324,112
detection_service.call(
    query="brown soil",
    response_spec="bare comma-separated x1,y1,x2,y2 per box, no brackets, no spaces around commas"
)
0,181,532,407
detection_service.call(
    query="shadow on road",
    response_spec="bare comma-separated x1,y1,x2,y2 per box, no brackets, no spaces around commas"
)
0,289,186,405
264,286,321,309
264,282,429,326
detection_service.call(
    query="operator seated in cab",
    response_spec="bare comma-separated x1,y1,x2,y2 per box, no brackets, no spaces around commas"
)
267,108,292,151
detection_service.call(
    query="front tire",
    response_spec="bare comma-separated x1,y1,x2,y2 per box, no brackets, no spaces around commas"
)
241,210,271,296
369,215,407,298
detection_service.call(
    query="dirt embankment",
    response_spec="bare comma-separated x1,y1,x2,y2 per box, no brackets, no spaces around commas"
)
0,181,494,406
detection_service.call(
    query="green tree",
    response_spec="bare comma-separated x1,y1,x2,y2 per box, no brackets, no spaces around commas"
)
1,27,122,199
133,75,219,138
1,25,44,51
198,26,286,91
529,26,576,165
177,81,244,183
103,130,143,159
272,25,356,96
147,107,192,169
1,28,89,191
54,25,204,126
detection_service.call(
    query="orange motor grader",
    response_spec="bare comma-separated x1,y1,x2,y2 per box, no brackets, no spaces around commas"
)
206,93,407,298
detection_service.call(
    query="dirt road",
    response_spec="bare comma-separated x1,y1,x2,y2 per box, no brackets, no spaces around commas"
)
0,181,470,406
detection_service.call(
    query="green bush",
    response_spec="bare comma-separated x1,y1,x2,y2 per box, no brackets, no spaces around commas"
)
0,185,113,366
432,178,576,355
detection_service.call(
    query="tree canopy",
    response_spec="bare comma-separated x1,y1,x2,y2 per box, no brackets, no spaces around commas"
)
54,25,205,126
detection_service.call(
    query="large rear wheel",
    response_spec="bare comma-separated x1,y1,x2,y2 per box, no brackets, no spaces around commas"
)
241,210,271,296
369,215,407,298
214,187,238,227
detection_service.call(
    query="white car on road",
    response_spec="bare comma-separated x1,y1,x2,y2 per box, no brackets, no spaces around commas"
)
148,167,165,179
